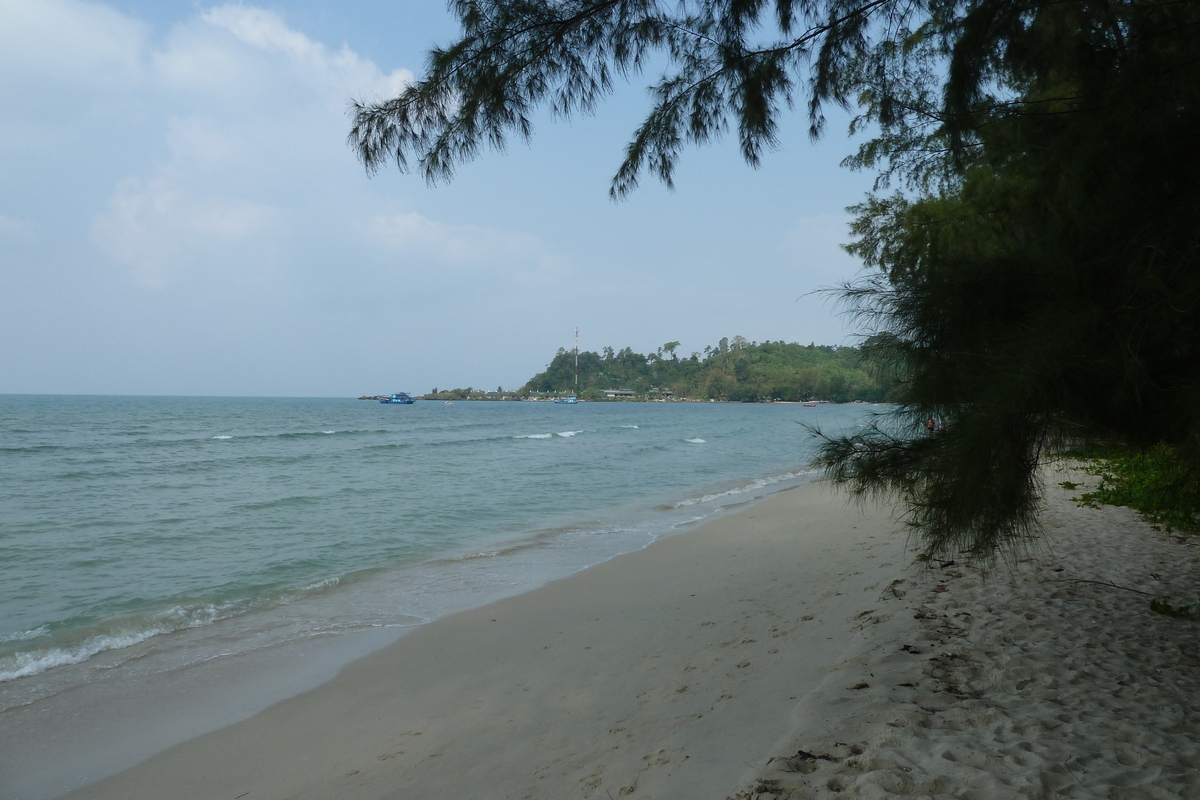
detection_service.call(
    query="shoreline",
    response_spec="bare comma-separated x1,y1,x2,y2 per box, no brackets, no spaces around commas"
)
6,397,882,800
0,468,819,800
27,466,1200,799
54,480,913,800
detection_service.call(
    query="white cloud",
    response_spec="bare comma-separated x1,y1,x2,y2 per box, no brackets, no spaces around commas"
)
358,211,572,286
164,116,245,168
203,5,324,60
193,5,412,102
92,177,282,288
362,211,539,263
77,4,422,292
3,0,585,395
150,26,246,93
0,0,146,84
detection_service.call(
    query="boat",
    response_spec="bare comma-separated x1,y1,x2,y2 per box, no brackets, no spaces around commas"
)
553,395,579,404
379,392,416,404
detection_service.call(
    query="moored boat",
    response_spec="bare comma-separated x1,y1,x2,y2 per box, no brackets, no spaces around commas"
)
553,395,579,404
380,393,416,404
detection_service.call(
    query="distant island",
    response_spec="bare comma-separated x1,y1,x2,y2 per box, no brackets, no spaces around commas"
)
367,337,895,403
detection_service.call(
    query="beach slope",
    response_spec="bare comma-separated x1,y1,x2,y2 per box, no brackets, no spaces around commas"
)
63,480,913,800
732,471,1200,799
63,472,1200,799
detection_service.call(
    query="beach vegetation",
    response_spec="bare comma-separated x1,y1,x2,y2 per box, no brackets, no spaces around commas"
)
1148,598,1194,618
425,386,520,400
1072,446,1200,533
347,0,1200,558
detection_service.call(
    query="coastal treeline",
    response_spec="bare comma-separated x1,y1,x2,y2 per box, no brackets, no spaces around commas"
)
521,338,891,402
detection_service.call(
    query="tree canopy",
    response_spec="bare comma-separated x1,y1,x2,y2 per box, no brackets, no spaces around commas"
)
812,0,1200,557
348,0,1200,558
522,339,892,401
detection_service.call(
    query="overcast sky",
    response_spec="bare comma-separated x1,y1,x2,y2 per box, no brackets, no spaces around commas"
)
1,0,878,397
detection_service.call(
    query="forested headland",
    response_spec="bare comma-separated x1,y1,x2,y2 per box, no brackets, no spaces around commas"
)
518,338,890,402
420,339,891,402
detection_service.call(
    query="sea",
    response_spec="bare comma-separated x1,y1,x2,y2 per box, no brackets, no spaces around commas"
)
0,395,881,798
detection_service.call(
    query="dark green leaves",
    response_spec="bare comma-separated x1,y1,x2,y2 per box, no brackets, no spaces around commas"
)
816,0,1200,558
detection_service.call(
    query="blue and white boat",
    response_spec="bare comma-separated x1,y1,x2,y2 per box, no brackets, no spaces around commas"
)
379,392,416,404
553,395,578,405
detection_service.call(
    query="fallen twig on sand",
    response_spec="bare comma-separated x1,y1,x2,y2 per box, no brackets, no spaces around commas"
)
1044,578,1152,595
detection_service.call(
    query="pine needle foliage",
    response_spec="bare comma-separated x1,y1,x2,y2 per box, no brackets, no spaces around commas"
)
348,0,990,196
348,0,1200,558
814,0,1200,558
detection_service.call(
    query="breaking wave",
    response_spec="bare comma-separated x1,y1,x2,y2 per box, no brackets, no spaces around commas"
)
0,577,347,684
671,470,813,507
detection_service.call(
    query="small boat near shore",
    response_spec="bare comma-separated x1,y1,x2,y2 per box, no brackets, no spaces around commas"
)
553,395,579,405
380,393,416,404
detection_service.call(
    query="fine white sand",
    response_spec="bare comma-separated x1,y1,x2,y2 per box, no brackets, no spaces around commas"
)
60,472,1200,800
733,467,1200,799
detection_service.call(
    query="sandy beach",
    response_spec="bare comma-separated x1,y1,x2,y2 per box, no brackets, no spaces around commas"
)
57,472,1200,800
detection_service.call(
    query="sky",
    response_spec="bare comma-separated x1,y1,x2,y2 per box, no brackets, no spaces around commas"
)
0,0,879,397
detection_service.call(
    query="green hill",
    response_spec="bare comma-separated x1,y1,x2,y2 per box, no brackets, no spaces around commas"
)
521,337,893,402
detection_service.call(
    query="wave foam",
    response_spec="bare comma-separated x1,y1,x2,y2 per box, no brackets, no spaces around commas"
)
296,576,340,593
211,435,233,440
0,601,246,683
620,425,639,429
513,433,553,439
672,471,811,507
0,625,49,644
685,438,706,444
556,430,584,438
0,629,164,683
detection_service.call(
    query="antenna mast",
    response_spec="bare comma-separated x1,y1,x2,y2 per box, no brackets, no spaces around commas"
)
574,327,579,387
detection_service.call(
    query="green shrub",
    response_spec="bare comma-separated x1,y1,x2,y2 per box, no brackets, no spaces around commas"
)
1076,443,1200,532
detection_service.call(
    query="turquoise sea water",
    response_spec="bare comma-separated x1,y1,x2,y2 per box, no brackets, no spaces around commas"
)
0,395,880,716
